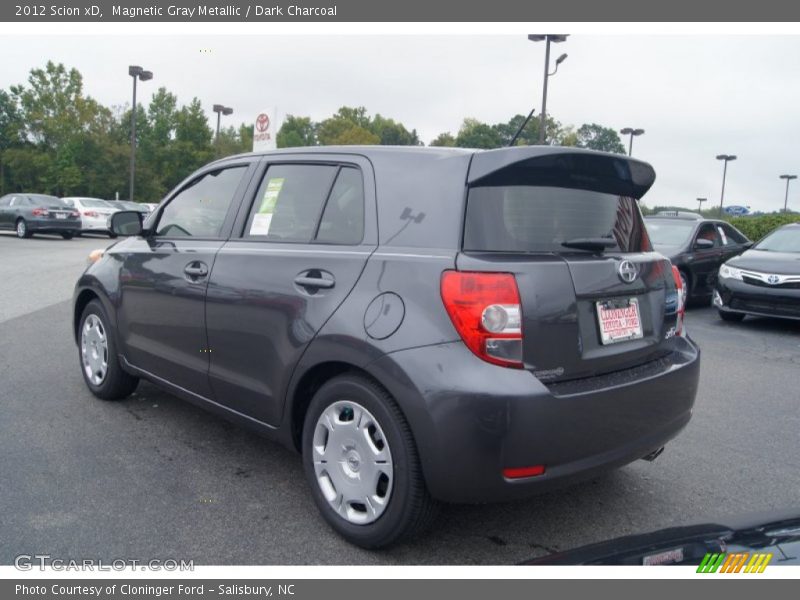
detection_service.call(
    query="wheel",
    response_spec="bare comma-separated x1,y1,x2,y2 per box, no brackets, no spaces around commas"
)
678,270,689,307
15,218,32,239
719,310,745,322
78,299,139,400
61,232,74,240
302,374,437,548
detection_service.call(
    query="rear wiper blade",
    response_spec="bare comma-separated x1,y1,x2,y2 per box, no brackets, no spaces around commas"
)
561,237,617,252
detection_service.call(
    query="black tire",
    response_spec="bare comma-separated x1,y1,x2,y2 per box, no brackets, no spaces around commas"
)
78,299,139,400
719,310,745,322
61,232,74,240
15,218,32,239
302,374,438,549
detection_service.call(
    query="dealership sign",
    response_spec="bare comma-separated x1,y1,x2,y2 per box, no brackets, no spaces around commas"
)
252,109,277,151
724,205,750,215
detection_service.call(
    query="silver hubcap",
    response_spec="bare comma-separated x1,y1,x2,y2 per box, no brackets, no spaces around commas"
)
312,400,393,525
679,272,688,306
17,221,25,236
81,314,108,386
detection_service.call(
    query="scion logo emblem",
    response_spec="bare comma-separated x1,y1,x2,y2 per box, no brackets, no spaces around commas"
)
618,260,638,283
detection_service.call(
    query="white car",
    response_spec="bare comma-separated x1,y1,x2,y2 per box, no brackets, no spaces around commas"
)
61,197,121,237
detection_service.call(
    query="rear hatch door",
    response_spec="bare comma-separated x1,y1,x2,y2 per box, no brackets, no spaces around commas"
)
459,148,681,383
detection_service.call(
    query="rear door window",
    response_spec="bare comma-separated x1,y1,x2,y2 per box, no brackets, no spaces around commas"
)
244,164,338,242
315,167,365,245
463,186,650,253
720,223,748,245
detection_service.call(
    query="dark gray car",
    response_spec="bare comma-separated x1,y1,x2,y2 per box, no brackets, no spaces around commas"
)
72,146,700,548
0,193,81,239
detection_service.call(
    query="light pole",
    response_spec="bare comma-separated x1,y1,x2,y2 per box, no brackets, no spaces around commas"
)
779,174,797,213
620,127,645,156
716,154,737,217
697,197,707,213
213,104,234,144
528,34,568,144
128,65,152,202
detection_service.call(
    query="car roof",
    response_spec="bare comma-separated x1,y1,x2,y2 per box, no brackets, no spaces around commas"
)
212,145,657,199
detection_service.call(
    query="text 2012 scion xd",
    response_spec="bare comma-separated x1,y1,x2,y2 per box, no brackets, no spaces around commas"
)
73,146,700,548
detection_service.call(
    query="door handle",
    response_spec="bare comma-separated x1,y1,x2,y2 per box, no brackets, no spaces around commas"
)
294,275,335,290
184,261,209,279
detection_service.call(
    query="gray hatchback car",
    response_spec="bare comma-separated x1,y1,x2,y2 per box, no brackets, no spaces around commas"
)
73,146,700,548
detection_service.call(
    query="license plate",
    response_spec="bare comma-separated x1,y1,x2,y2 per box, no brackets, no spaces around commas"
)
596,297,643,344
55,213,66,219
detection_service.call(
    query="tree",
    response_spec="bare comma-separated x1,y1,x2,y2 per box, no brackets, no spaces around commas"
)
0,90,24,193
454,118,502,149
277,115,316,148
429,132,456,147
574,123,626,154
371,114,420,146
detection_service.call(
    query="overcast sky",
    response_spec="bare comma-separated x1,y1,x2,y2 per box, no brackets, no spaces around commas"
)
1,34,799,212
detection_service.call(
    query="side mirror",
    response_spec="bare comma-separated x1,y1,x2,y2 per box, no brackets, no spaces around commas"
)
743,241,754,249
694,238,715,250
110,210,144,236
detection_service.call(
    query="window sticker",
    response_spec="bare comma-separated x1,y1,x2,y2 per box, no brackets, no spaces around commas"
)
249,177,285,235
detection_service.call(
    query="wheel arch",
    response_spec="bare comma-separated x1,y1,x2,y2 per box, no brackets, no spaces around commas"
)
288,361,369,451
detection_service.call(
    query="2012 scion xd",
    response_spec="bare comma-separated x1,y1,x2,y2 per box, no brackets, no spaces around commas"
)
73,146,700,548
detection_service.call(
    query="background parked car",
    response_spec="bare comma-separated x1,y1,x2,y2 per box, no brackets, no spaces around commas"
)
61,197,120,237
645,213,751,305
113,200,152,216
714,223,800,321
0,193,81,239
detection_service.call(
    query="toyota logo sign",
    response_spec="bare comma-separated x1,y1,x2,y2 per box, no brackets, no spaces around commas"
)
618,260,638,283
256,113,270,133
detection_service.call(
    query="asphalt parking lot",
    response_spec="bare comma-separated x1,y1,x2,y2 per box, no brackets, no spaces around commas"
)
1,230,799,565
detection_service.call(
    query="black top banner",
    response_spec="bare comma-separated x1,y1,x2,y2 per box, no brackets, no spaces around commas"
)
2,0,800,22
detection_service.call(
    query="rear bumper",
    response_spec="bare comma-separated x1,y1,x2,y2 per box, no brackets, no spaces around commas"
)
28,218,81,232
715,278,800,320
368,337,700,503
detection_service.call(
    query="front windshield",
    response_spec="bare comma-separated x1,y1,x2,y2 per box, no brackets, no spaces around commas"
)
645,220,695,246
754,227,800,252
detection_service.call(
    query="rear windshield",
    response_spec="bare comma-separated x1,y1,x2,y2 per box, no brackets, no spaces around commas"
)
645,219,695,246
463,186,651,253
29,194,62,205
81,199,112,208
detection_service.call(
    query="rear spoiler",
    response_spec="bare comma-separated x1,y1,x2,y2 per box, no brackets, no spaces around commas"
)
467,146,656,200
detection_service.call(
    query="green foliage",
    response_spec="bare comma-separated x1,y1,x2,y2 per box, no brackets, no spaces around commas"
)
429,132,456,147
1,62,635,201
0,61,254,202
277,115,316,148
455,118,502,149
729,213,800,241
278,107,418,148
574,123,626,154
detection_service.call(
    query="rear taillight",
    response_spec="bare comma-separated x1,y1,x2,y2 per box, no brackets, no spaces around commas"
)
71,211,80,218
83,210,98,217
31,208,49,216
671,265,685,336
440,271,523,368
